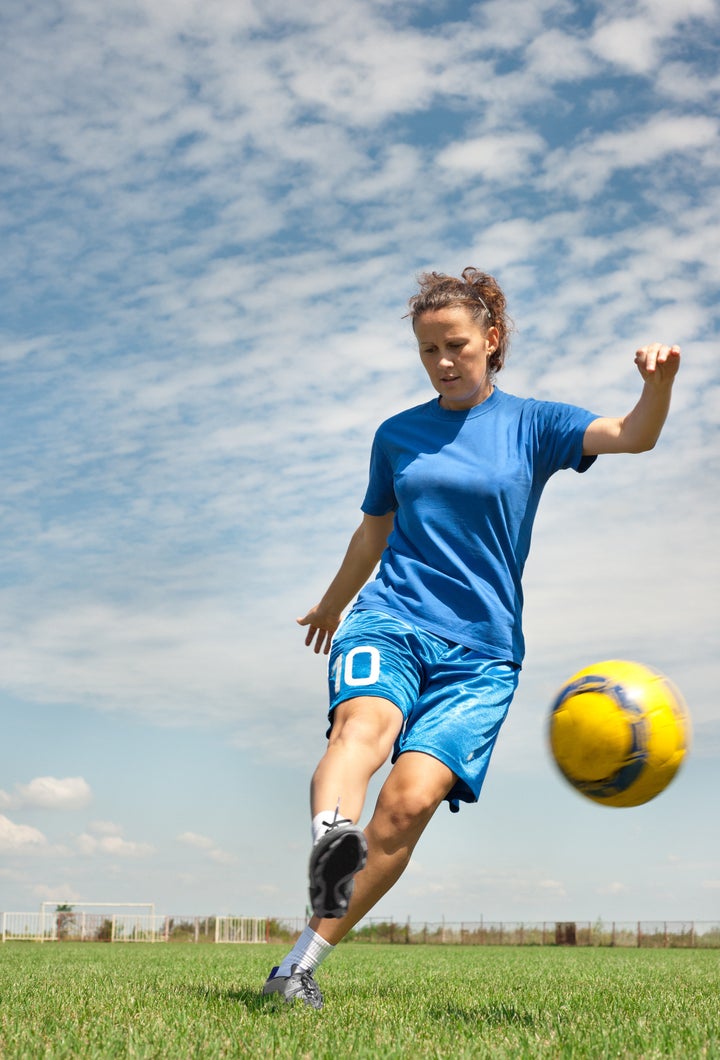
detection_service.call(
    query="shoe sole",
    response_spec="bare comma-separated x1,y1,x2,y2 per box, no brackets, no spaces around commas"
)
309,828,368,919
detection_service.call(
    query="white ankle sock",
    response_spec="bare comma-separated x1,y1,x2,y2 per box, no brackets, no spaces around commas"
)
312,808,352,845
277,926,334,977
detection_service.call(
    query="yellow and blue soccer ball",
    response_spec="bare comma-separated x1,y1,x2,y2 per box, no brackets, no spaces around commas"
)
548,660,690,807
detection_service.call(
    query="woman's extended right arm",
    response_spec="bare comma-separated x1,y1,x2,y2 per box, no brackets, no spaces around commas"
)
297,511,395,654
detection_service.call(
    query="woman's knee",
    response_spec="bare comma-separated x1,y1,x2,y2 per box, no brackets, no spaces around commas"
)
368,797,437,859
371,754,455,839
328,697,402,757
381,788,440,833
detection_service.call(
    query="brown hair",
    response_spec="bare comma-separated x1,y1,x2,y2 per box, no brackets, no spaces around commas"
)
408,267,512,374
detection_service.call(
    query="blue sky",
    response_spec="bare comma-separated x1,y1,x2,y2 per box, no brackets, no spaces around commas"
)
1,0,719,927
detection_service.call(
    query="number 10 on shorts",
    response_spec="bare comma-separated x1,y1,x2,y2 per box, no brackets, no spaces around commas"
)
331,647,381,692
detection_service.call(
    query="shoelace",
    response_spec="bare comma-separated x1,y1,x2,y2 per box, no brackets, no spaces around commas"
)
294,968,322,1004
321,813,353,831
321,802,353,832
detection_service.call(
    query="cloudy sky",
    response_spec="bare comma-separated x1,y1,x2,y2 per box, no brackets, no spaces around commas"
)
1,0,719,929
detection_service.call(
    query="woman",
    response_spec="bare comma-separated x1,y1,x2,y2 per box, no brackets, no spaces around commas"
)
263,268,680,1009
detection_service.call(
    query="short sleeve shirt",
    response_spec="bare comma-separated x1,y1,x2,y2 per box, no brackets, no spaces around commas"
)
355,388,599,664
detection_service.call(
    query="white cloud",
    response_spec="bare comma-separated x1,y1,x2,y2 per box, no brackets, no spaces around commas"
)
14,777,92,811
208,848,237,866
469,0,576,53
0,777,94,812
32,883,83,903
597,882,630,896
76,833,153,858
177,832,215,850
257,883,282,897
177,831,236,864
437,131,546,182
538,879,567,896
590,16,663,73
590,0,718,73
524,28,595,82
86,820,125,837
0,815,47,852
542,113,719,200
0,602,280,725
655,61,720,104
340,144,423,204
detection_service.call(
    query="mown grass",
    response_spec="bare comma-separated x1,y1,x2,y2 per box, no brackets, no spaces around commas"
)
0,941,718,1058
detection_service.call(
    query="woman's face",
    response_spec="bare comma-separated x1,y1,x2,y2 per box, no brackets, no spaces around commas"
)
415,306,499,411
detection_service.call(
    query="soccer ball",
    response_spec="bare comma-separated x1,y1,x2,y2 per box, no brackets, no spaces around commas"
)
548,659,690,807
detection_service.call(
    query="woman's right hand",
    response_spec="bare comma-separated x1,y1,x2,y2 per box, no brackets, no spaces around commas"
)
296,512,394,656
297,606,342,655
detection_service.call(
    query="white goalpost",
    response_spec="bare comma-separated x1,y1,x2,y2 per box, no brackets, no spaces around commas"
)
32,902,167,943
2,904,266,945
214,916,267,944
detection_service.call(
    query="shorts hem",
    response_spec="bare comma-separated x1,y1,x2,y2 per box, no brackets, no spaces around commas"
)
393,745,480,805
329,689,405,714
326,691,405,738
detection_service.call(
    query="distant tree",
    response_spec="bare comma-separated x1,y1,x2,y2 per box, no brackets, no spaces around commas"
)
95,918,113,942
55,904,75,940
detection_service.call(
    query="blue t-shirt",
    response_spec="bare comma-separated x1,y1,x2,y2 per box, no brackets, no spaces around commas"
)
355,388,599,664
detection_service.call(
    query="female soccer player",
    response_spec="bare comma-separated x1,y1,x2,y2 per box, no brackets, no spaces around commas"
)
263,268,681,1009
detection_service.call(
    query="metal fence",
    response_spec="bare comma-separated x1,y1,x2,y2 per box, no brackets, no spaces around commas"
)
267,917,720,949
3,912,719,947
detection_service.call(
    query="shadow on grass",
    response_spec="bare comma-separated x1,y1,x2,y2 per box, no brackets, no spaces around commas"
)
187,985,295,1014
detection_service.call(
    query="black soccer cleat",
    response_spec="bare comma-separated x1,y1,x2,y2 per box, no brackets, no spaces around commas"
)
308,822,368,919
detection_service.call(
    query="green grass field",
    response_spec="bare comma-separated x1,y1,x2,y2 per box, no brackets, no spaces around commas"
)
1,942,719,1059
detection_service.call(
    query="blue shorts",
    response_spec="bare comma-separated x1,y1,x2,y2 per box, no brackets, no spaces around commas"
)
327,610,519,812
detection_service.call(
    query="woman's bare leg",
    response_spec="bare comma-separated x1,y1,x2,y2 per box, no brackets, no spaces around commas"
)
311,750,456,944
310,696,403,823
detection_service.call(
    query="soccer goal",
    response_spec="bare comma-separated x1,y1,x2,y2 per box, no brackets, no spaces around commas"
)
110,913,169,943
214,916,267,944
37,902,164,942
